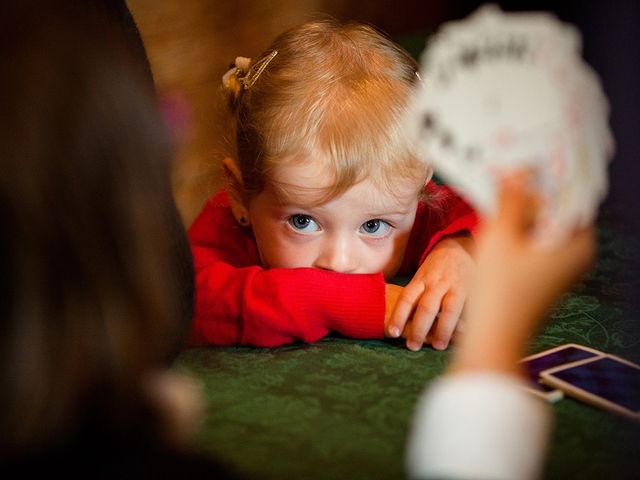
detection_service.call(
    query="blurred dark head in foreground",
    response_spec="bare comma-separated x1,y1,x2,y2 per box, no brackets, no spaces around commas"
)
0,0,193,457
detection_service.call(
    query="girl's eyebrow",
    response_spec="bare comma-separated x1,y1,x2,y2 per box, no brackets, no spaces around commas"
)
274,195,417,217
363,197,420,217
270,184,332,209
275,198,323,211
273,198,325,213
366,209,413,217
270,181,420,215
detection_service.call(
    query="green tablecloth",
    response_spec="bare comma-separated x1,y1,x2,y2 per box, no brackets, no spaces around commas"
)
175,227,640,479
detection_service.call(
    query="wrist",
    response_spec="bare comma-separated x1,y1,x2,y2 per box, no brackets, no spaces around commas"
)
448,309,534,379
450,347,526,378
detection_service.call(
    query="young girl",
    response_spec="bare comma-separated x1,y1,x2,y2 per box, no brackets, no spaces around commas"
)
189,18,477,351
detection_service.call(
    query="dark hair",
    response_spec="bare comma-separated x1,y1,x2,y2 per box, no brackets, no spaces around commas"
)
0,1,193,454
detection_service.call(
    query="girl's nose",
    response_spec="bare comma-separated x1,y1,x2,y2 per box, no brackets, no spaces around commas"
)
314,237,358,273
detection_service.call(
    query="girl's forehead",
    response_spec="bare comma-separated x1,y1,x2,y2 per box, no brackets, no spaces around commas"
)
269,157,333,189
266,159,424,210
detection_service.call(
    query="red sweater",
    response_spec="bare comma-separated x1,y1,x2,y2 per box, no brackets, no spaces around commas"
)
188,184,477,347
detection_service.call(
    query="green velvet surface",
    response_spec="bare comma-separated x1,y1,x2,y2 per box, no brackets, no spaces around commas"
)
175,226,640,479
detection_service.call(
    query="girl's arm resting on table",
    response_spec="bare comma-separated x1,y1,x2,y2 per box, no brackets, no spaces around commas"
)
189,256,385,347
188,193,385,347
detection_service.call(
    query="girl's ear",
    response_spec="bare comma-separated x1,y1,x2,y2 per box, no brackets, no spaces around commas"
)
222,157,250,226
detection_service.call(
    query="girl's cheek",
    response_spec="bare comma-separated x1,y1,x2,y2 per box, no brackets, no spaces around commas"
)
261,231,318,268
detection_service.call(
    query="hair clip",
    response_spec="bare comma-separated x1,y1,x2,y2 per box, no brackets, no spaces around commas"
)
222,56,250,90
238,50,278,90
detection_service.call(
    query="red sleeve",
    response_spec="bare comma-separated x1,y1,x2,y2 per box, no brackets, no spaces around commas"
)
188,192,385,347
400,182,479,273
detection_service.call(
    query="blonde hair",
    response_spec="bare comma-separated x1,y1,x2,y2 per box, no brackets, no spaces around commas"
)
223,18,429,203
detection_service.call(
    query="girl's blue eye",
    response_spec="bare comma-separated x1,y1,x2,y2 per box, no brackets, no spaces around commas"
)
288,214,320,232
360,219,392,237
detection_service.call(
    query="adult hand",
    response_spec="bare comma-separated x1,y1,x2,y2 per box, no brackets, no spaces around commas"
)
451,172,596,375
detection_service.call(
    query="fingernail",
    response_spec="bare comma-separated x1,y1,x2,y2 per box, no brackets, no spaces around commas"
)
407,341,420,351
433,340,447,350
389,326,400,338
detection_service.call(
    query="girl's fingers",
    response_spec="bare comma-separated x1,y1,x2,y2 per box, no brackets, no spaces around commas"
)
430,293,465,350
450,317,465,344
388,282,424,338
406,288,444,351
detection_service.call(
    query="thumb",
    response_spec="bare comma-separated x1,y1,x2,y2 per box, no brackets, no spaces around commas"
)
495,171,538,235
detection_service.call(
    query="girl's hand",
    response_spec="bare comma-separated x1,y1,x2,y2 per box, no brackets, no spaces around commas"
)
385,234,475,351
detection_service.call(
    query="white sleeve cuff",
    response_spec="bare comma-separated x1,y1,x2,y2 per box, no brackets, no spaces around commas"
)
406,372,552,480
